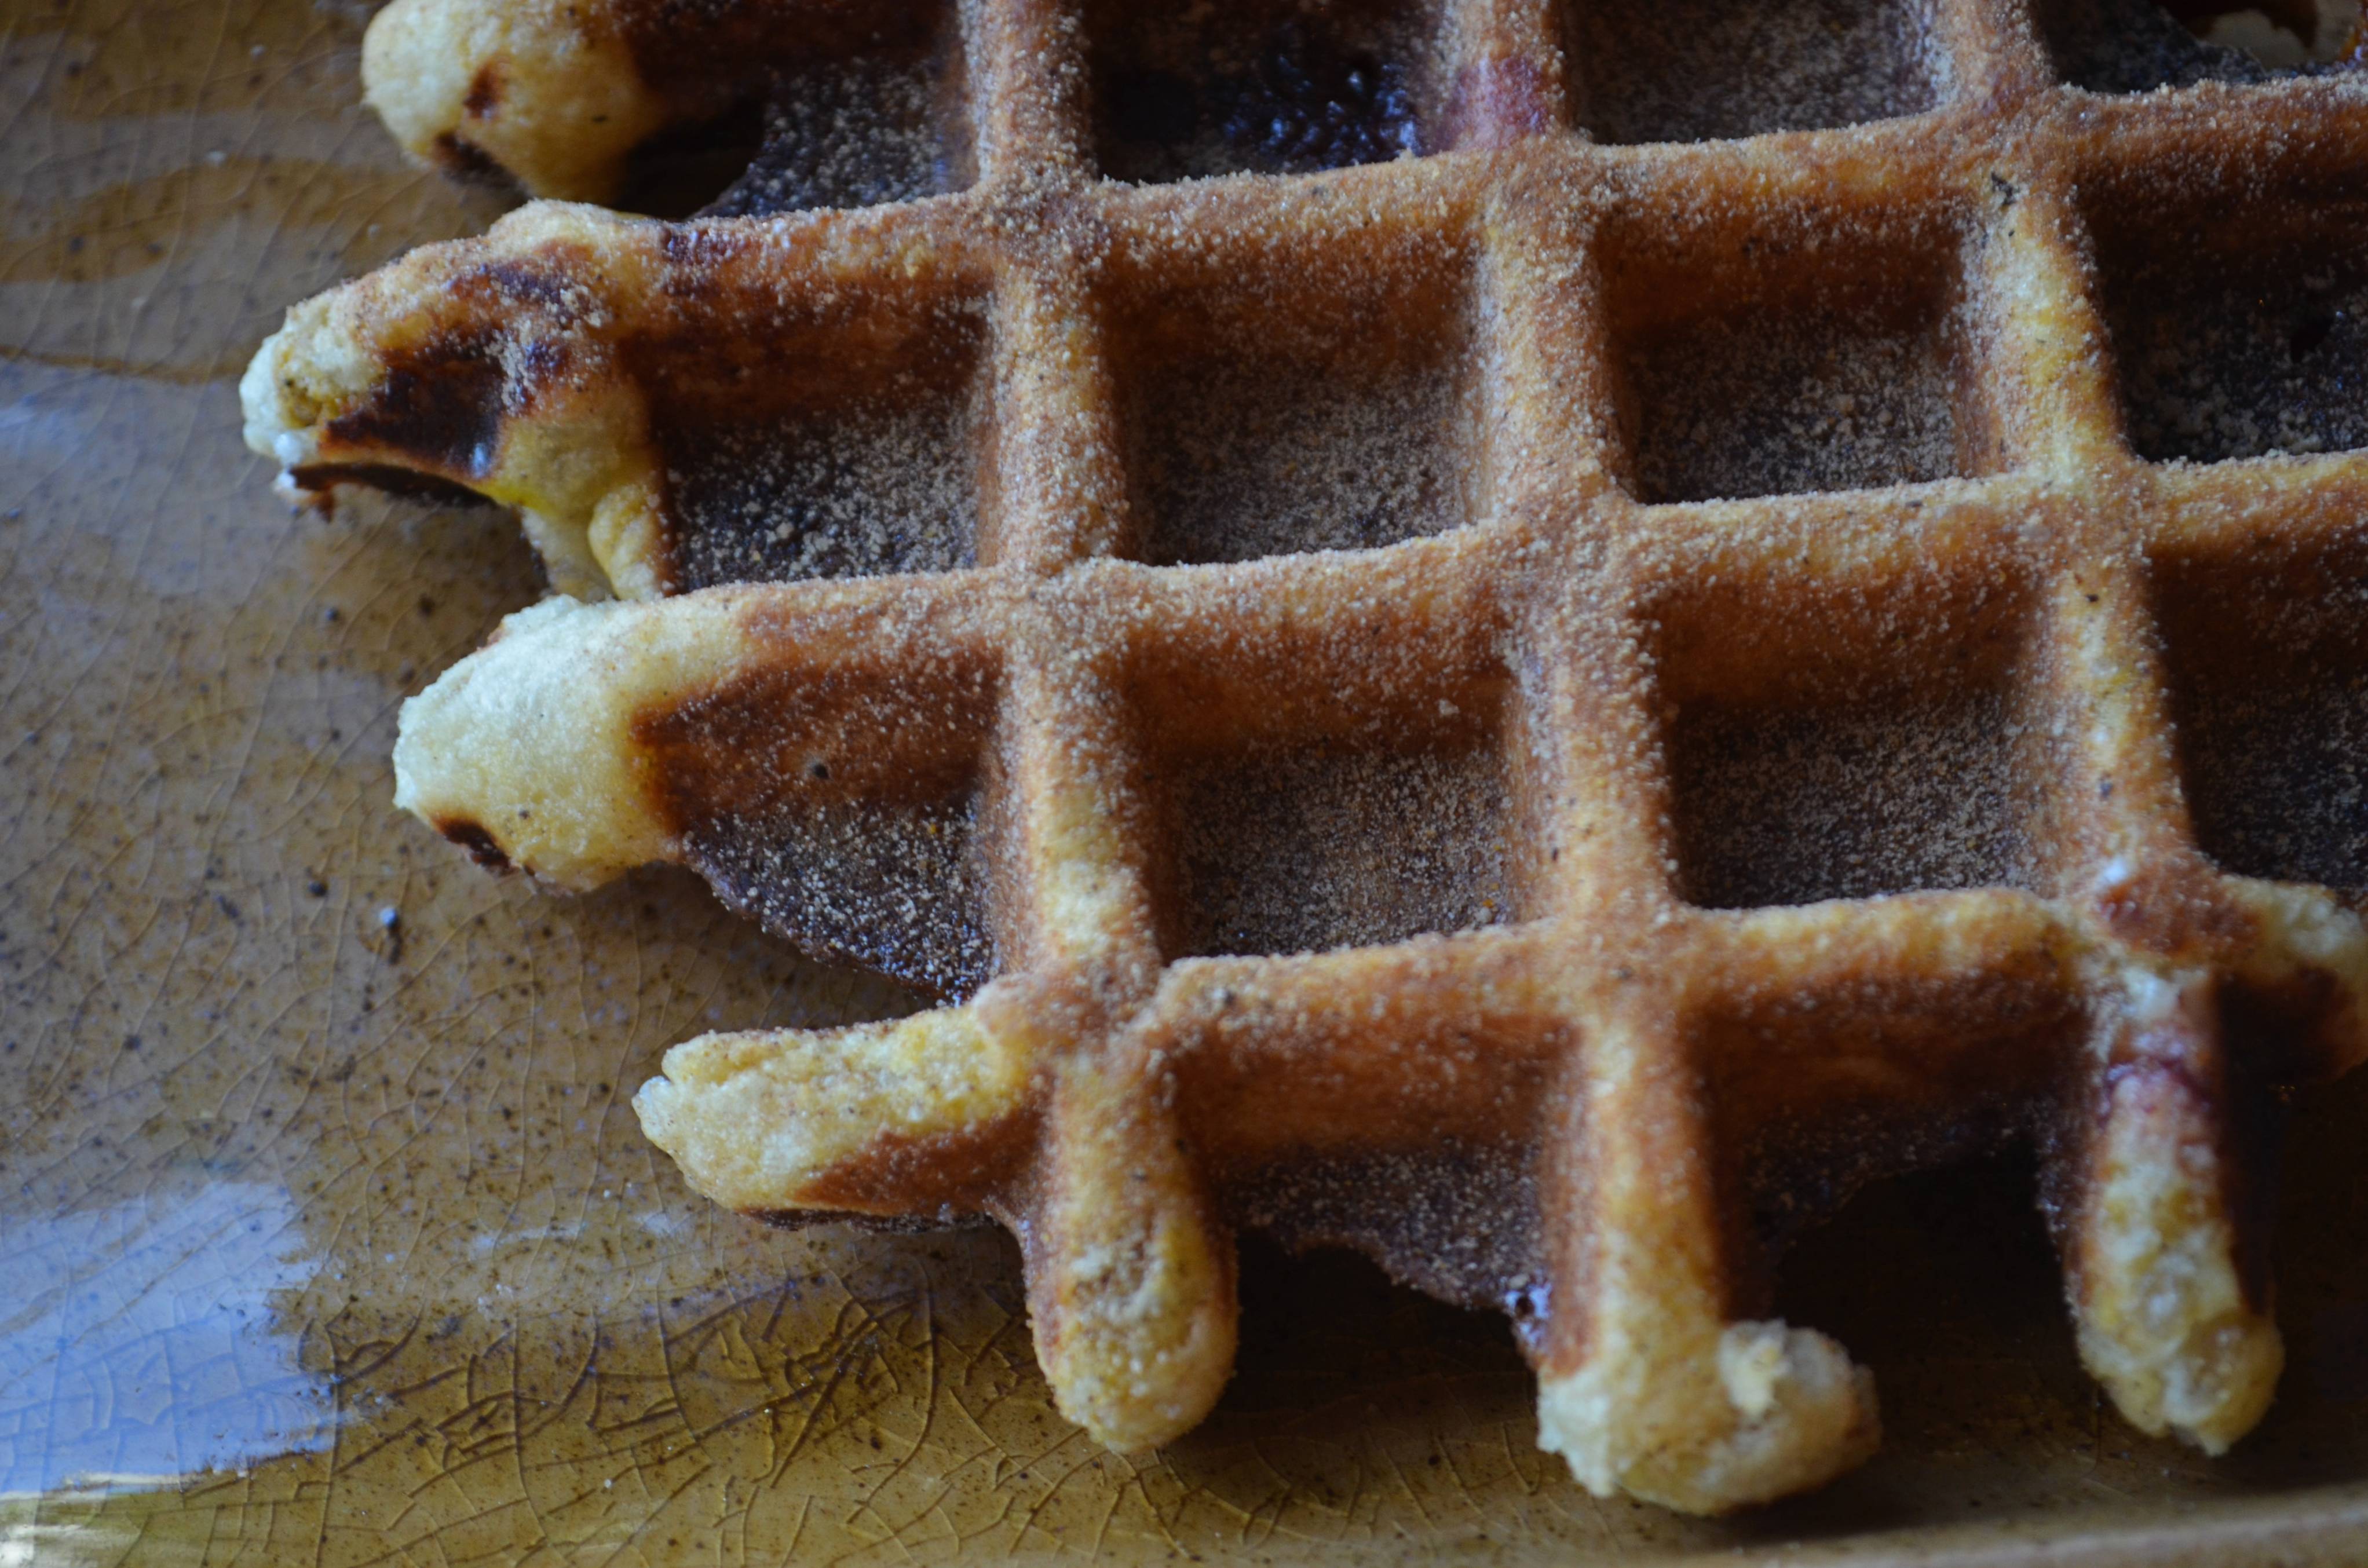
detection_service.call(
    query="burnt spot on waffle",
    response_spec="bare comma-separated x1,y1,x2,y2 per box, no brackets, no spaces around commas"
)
2157,529,2368,892
429,130,517,188
2085,169,2368,466
1659,569,2045,909
1112,237,1476,564
1603,206,1984,504
1088,0,1438,182
281,463,494,510
1563,0,1947,144
433,817,516,872
320,334,509,483
273,247,611,506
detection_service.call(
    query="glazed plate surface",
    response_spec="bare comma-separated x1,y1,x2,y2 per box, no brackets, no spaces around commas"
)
9,2,2368,1561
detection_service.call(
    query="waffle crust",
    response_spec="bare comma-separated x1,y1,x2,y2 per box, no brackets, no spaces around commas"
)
245,0,2368,1514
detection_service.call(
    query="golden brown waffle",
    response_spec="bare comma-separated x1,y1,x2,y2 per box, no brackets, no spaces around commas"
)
242,0,2368,1513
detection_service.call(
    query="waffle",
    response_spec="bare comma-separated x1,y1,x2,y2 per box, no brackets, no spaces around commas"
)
239,0,2368,1514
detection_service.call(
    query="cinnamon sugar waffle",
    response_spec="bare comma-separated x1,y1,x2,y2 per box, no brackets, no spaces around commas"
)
242,0,2368,1513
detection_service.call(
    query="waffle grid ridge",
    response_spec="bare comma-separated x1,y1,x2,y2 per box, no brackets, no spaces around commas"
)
244,0,2368,1513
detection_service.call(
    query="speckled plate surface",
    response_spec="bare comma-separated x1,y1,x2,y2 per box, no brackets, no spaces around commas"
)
10,3,2368,1563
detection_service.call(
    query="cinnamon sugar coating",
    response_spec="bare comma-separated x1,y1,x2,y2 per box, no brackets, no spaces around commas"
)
244,0,2368,1515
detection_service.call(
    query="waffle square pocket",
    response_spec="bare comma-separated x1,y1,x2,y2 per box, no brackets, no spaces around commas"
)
243,0,2368,1515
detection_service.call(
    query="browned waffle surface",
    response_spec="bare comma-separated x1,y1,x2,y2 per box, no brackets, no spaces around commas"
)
242,0,2368,1515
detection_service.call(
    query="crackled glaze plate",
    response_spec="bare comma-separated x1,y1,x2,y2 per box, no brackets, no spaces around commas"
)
10,1,2368,1562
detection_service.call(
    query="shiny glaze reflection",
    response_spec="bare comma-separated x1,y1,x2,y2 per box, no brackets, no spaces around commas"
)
2,1184,334,1492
